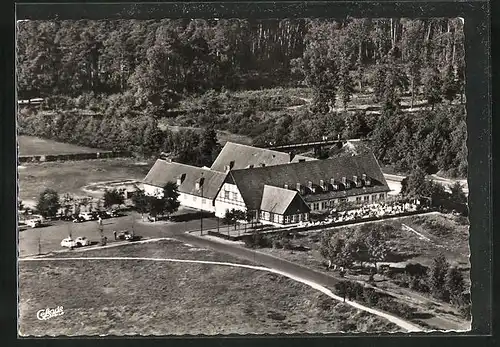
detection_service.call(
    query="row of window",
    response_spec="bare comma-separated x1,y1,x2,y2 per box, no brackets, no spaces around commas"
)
223,190,240,202
180,193,208,205
259,211,308,224
308,194,386,211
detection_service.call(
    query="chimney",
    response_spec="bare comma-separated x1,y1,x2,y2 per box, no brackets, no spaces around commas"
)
229,161,235,169
260,163,266,167
308,181,313,189
296,183,301,192
320,179,325,190
224,165,230,172
284,184,289,190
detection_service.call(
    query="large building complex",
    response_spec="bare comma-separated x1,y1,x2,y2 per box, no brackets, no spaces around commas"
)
143,142,391,226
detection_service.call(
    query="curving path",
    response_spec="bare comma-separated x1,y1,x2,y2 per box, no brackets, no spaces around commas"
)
20,255,423,333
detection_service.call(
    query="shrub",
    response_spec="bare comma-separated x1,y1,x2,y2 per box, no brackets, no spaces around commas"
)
405,263,428,277
244,233,273,249
428,254,450,301
316,295,335,311
362,287,380,306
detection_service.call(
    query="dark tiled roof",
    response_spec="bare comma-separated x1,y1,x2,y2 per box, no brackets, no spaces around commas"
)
260,185,310,215
229,153,390,210
211,142,291,172
143,159,227,199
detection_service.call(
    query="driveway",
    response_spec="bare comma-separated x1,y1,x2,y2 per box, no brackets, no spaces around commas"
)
18,212,218,258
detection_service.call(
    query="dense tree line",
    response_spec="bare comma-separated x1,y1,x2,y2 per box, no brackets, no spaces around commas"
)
17,109,221,167
17,18,464,103
17,18,467,177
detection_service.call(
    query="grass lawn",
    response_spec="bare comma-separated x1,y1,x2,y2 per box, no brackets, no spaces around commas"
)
255,212,470,331
18,240,400,336
18,136,102,156
18,158,152,204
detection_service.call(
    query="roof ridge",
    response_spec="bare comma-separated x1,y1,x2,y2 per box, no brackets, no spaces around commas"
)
156,159,227,177
232,152,375,173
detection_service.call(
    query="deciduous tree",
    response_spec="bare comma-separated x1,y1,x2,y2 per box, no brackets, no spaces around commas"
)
36,188,61,217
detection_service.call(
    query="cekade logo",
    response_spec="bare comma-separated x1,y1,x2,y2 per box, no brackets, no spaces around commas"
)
36,306,64,321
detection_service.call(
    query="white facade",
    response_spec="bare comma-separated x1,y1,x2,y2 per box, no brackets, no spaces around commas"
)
307,192,388,212
214,183,247,218
143,183,215,213
143,183,164,198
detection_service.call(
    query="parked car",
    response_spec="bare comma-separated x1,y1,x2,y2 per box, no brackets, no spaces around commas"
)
117,230,133,240
61,236,90,248
96,211,111,219
26,219,41,228
72,215,85,223
79,212,96,221
74,236,90,247
60,237,76,248
108,210,120,217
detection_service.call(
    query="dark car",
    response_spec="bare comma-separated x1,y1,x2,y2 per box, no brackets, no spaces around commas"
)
107,210,120,218
72,215,85,223
96,211,111,219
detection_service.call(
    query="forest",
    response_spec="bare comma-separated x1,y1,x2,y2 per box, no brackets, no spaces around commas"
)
16,18,467,178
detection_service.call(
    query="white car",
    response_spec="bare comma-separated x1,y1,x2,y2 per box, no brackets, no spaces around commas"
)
79,212,95,221
26,219,41,228
60,237,76,248
60,237,90,248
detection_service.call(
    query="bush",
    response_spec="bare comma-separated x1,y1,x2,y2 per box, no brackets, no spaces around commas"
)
316,295,335,311
405,263,428,277
362,287,380,306
244,233,273,249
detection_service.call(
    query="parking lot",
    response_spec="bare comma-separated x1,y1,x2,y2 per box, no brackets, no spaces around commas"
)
18,212,218,258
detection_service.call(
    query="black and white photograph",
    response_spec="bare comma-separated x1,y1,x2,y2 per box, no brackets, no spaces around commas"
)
16,12,474,336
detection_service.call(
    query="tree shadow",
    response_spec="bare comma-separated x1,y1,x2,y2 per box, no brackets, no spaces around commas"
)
409,312,435,320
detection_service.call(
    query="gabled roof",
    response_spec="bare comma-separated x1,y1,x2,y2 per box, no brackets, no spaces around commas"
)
229,152,390,210
260,185,310,215
210,142,291,172
290,154,318,163
143,159,227,200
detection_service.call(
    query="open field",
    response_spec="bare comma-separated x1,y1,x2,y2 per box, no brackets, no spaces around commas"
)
18,135,102,156
19,240,400,335
18,158,152,204
255,213,470,330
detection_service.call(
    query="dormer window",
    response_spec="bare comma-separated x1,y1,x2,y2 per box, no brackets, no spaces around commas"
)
342,177,351,189
195,177,205,191
362,174,372,186
177,173,186,186
308,181,316,193
319,179,326,191
353,175,362,188
330,178,339,190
